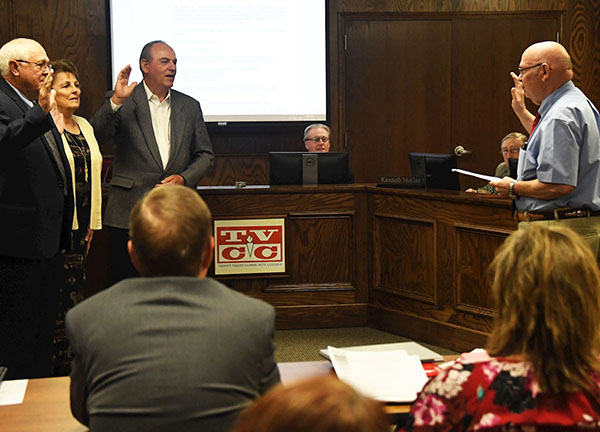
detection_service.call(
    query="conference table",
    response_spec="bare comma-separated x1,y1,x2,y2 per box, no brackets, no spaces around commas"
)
0,357,457,431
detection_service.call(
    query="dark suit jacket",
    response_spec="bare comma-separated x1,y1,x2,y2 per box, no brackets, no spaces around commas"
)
91,83,214,229
0,78,73,258
66,276,280,432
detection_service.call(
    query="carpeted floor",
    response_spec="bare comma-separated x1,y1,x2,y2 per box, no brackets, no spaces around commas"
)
274,327,457,362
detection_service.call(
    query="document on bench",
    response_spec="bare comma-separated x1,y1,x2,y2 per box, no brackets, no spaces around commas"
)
452,168,501,183
328,346,428,402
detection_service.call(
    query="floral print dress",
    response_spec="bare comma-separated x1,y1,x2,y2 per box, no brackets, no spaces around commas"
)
399,350,600,431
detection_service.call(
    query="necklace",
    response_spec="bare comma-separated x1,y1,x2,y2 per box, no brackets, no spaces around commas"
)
65,128,89,182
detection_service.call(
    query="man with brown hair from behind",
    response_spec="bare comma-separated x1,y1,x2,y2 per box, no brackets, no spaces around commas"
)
233,376,390,432
66,185,280,432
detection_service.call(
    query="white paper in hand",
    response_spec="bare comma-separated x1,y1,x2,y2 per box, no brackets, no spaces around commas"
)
452,168,501,183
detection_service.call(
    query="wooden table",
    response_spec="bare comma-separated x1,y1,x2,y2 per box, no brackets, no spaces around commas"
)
0,358,458,430
0,377,86,432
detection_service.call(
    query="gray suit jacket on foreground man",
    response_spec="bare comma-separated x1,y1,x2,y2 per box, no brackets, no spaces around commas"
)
66,276,280,432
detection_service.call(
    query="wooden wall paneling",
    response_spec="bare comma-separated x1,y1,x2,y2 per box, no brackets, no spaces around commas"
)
436,219,456,307
198,187,367,329
368,303,489,352
335,0,564,14
342,17,452,183
373,214,436,304
353,189,370,303
454,224,511,315
199,187,358,215
7,0,108,118
198,154,270,186
369,283,495,334
566,0,600,107
451,13,561,189
275,304,368,329
206,123,307,154
0,1,14,45
261,290,356,307
367,188,515,351
328,0,342,151
273,212,354,287
370,188,517,230
335,1,453,13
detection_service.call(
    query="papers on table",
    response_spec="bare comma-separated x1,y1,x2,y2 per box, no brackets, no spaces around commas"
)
0,379,28,406
327,346,428,402
452,168,501,183
319,341,444,362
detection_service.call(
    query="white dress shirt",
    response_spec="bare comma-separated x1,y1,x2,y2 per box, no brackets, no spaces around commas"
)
6,80,34,107
109,82,172,168
143,82,171,168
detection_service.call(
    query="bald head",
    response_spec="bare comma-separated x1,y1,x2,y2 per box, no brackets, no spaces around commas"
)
519,41,574,105
523,41,572,73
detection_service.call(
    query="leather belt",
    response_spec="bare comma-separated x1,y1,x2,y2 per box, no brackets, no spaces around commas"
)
514,208,600,222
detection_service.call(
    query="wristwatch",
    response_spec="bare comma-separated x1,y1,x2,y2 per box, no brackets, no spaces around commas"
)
508,180,518,199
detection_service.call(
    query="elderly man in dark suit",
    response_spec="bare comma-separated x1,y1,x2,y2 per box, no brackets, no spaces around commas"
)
92,40,214,285
66,185,280,432
0,38,74,379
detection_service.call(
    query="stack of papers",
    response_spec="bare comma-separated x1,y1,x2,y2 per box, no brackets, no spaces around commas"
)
319,341,444,362
327,346,428,402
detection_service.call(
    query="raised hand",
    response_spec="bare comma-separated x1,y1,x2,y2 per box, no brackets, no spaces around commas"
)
510,71,534,133
50,101,64,134
510,72,526,115
38,71,56,114
111,64,137,105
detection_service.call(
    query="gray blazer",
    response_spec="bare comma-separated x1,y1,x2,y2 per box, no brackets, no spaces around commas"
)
91,83,214,229
66,277,280,432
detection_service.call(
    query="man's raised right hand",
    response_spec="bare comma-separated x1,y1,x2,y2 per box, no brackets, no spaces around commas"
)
110,64,137,106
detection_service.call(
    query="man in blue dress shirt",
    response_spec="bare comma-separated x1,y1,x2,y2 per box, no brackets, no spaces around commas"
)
490,41,600,258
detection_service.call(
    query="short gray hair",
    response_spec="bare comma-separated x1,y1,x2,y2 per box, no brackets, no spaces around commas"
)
303,123,330,141
500,132,527,148
0,38,42,76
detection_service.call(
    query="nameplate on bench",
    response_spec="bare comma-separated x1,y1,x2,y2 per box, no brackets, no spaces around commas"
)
377,176,425,188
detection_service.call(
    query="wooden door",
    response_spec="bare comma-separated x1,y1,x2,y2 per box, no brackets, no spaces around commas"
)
343,19,452,183
343,14,561,186
451,15,560,189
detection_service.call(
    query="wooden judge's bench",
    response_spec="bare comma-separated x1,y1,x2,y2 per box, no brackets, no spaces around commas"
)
193,184,517,353
86,184,516,353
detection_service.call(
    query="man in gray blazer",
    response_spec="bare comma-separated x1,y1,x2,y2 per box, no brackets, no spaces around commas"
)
66,185,280,432
92,40,214,285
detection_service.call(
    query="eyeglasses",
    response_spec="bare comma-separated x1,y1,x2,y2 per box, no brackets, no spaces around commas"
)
517,62,544,76
304,136,329,143
14,59,51,71
502,147,520,154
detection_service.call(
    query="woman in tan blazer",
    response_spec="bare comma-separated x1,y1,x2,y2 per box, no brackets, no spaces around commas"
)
50,59,102,375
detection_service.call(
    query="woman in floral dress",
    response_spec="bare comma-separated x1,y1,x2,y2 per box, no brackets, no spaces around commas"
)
400,224,600,431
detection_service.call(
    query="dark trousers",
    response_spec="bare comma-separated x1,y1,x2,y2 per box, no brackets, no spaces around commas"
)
107,226,138,287
0,252,63,379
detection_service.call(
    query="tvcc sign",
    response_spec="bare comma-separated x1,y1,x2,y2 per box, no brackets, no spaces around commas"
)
216,226,283,263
